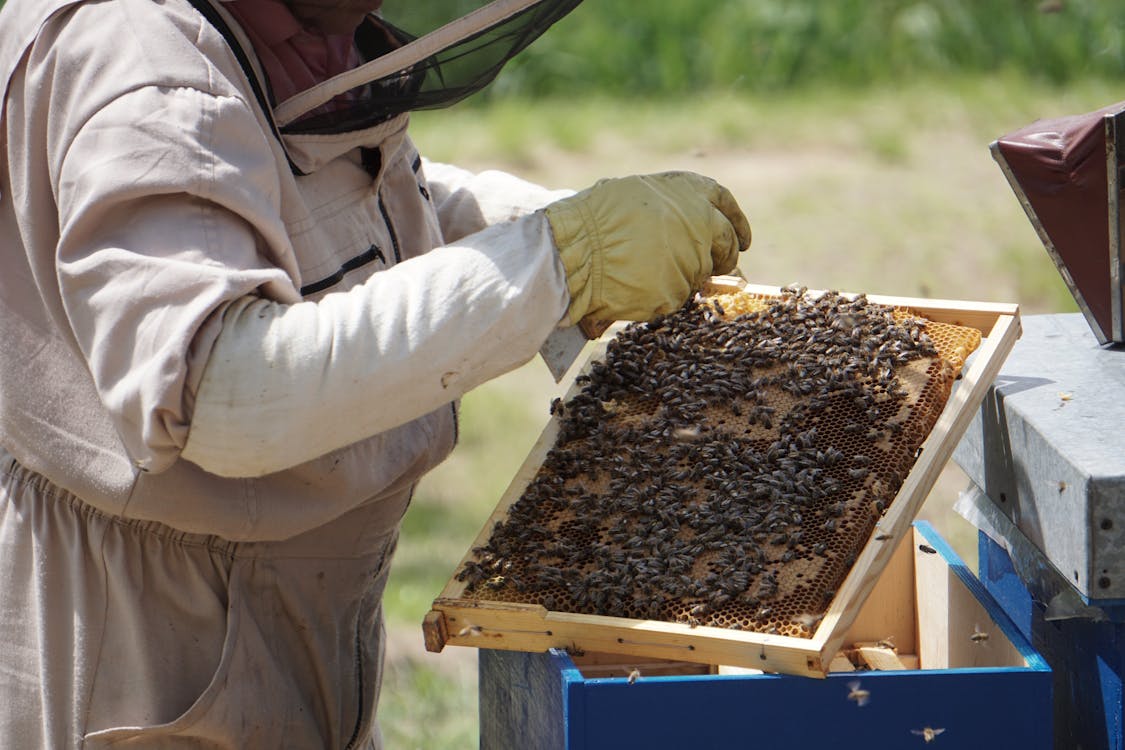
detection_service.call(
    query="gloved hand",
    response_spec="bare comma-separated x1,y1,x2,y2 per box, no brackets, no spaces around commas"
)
543,171,751,326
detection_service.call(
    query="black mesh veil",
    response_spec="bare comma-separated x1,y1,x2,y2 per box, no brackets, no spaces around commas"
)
276,0,583,134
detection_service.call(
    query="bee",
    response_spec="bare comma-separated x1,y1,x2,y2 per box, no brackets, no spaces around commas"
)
918,544,938,555
970,625,990,644
875,636,897,652
673,426,704,443
627,667,641,685
911,727,946,743
457,624,483,637
793,613,823,631
846,680,871,707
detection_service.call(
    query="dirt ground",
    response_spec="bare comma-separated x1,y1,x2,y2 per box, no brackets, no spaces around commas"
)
445,125,1058,307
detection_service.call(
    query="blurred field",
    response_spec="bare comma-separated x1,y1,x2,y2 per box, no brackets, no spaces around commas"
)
381,75,1119,748
387,0,1125,96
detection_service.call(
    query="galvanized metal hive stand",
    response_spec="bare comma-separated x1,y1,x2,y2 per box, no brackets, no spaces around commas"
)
955,316,1125,750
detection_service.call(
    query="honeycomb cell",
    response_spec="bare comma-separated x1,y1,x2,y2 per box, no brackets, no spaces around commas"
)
457,288,981,638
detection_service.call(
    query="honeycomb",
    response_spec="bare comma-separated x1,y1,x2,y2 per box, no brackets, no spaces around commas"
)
456,287,981,639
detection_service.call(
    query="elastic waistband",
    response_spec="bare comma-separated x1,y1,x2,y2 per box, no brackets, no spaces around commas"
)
0,450,410,560
0,450,241,558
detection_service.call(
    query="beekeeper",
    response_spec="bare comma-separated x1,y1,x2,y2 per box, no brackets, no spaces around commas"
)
0,0,751,747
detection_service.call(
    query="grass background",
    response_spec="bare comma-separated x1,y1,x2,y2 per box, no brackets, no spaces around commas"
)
377,3,1124,747
385,0,1125,95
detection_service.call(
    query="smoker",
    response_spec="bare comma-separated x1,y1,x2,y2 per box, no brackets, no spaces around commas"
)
991,101,1125,344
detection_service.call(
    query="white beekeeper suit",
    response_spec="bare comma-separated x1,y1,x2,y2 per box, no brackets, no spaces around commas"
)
0,0,750,747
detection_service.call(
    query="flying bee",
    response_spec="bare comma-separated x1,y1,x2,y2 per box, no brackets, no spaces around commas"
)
911,727,946,743
970,625,990,644
846,680,871,707
627,667,641,685
457,624,483,637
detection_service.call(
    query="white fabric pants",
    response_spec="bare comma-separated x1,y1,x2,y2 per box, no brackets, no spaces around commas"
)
0,452,403,749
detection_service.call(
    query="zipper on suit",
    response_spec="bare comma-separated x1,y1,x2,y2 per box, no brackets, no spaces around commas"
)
377,195,403,264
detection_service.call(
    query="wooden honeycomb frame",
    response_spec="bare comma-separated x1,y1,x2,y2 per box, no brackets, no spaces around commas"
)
424,279,1021,677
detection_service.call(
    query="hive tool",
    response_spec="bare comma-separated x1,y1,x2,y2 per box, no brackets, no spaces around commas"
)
538,319,609,383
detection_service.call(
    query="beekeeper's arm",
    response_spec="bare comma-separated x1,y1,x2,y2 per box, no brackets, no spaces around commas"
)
420,159,575,242
182,172,751,477
48,56,749,484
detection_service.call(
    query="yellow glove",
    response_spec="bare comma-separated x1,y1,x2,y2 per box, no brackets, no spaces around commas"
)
544,171,751,326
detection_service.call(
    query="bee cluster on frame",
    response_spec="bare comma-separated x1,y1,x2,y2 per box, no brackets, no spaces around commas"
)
458,286,980,638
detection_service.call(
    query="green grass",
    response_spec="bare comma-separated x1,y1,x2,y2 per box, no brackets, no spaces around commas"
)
412,73,1123,166
387,0,1125,97
380,653,479,749
382,74,1108,746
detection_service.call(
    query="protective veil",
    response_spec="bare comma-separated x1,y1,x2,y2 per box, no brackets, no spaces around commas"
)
278,0,582,132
